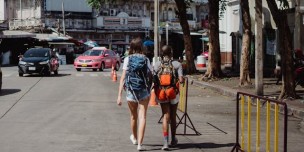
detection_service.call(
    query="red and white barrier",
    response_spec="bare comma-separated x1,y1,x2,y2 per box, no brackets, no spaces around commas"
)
197,55,206,68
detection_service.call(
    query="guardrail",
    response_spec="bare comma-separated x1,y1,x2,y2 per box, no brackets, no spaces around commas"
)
231,92,288,152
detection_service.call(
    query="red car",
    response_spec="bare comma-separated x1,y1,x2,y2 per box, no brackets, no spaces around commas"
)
201,51,209,60
74,47,121,71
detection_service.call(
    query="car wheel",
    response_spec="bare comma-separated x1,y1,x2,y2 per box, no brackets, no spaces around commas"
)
115,62,120,71
54,70,58,75
76,68,81,71
99,62,105,71
93,69,97,71
19,73,23,77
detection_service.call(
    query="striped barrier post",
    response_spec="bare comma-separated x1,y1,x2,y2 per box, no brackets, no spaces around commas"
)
231,92,288,152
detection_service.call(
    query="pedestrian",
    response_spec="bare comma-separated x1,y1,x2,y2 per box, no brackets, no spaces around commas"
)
117,37,152,151
153,45,184,150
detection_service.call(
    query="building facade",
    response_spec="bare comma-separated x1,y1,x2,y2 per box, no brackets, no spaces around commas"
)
1,0,210,65
220,0,304,70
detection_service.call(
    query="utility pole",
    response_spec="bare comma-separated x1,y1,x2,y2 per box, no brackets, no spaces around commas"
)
153,0,159,65
20,0,22,20
255,0,263,95
166,22,169,45
62,0,66,36
294,0,301,50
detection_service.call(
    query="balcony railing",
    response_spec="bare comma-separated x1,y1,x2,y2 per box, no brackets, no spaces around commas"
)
9,19,44,30
96,16,151,30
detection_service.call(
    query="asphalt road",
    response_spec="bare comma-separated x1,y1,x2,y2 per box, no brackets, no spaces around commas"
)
0,65,303,152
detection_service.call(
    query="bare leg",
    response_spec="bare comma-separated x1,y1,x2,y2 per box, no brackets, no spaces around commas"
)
160,103,171,135
170,103,178,142
137,97,149,145
128,101,138,140
160,102,170,150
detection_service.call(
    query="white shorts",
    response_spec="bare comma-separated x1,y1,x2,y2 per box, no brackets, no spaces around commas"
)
156,94,179,105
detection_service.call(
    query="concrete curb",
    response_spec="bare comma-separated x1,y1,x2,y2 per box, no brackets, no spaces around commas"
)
188,77,304,132
189,78,237,97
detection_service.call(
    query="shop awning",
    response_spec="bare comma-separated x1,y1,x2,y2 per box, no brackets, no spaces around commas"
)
34,34,70,41
0,30,36,38
200,37,209,41
48,42,75,45
176,32,202,36
112,41,129,45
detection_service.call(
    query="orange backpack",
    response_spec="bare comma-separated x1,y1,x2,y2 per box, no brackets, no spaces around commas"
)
154,58,179,102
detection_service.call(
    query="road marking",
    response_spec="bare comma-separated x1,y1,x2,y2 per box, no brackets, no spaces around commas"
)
75,73,84,77
103,73,111,77
3,74,12,77
90,74,98,77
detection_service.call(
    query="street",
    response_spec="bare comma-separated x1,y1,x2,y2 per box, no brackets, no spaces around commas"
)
0,65,303,152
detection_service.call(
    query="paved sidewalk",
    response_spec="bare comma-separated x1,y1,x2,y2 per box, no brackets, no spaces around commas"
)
190,67,304,132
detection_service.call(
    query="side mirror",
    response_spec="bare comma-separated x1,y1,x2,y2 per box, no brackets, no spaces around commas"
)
104,54,109,57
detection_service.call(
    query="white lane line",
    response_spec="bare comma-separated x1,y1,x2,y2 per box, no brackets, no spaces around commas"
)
75,73,84,77
3,74,13,77
90,73,98,77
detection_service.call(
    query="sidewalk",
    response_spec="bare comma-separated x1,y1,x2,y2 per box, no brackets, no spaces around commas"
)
189,67,304,131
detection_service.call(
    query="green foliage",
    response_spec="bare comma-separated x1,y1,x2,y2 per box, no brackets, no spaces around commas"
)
219,0,228,19
277,0,290,9
86,0,118,9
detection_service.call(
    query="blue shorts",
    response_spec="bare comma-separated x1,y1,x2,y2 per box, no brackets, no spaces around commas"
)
126,89,150,102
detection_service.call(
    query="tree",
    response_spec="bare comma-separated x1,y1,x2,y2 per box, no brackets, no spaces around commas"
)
174,0,196,74
86,0,114,9
266,0,297,99
204,0,223,79
239,0,252,86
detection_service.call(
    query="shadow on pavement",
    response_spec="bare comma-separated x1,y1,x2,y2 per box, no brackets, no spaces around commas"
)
20,73,71,77
174,142,235,150
0,89,21,96
144,143,234,151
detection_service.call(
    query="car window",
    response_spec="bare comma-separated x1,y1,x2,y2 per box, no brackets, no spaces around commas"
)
83,50,103,56
108,50,114,57
24,49,50,57
104,50,109,56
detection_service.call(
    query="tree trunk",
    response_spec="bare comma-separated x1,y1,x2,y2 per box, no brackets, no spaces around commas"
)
266,0,297,99
174,0,196,74
239,0,252,86
204,0,222,78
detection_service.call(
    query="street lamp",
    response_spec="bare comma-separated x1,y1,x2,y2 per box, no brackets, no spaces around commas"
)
153,0,159,66
62,0,66,36
20,0,22,20
165,22,169,45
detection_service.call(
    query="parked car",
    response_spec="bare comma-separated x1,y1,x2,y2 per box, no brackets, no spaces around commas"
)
0,65,2,92
18,48,59,76
74,47,121,71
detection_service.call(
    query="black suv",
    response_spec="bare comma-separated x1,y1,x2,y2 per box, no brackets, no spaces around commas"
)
18,48,59,76
0,65,2,92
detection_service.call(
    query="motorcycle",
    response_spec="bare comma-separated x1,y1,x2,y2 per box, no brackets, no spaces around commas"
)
274,50,304,88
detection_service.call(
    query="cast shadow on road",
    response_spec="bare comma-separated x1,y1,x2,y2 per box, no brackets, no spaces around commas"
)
144,142,235,151
0,89,21,96
20,73,71,77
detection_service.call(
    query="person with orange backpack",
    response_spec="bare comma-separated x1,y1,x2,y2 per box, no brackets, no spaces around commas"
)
153,45,184,150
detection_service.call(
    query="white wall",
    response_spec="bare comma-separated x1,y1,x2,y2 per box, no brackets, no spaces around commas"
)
46,0,92,12
0,0,5,21
219,1,240,53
